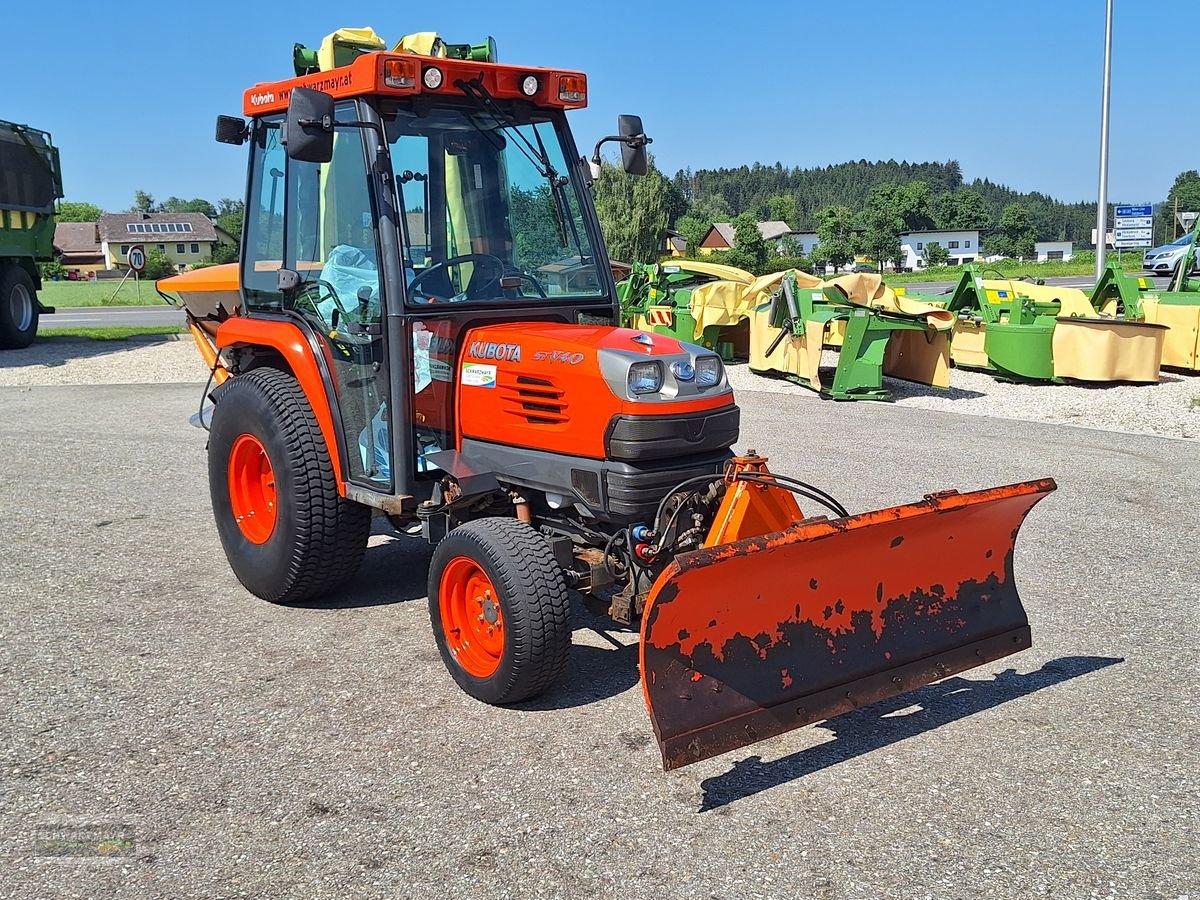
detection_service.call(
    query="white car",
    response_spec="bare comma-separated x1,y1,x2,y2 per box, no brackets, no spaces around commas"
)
1142,233,1198,276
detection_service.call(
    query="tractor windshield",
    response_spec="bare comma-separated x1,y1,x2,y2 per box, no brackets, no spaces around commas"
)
381,103,604,304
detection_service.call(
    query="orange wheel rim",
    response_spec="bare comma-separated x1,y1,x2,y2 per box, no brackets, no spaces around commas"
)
439,556,505,678
228,433,278,544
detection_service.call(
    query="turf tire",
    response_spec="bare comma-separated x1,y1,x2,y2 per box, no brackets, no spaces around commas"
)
429,518,571,704
208,366,371,604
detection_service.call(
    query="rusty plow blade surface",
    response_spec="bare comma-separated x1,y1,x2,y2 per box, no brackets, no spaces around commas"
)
639,479,1056,770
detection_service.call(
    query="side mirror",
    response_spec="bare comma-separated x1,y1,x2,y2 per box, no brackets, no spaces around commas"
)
285,88,336,163
618,115,648,177
589,117,653,179
215,115,247,145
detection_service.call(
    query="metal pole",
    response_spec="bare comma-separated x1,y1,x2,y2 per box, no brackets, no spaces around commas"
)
1094,0,1114,280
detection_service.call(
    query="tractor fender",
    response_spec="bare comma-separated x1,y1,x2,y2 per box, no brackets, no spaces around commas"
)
215,317,346,494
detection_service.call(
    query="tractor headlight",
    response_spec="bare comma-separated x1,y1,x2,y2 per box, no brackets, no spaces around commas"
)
695,355,723,388
628,361,663,395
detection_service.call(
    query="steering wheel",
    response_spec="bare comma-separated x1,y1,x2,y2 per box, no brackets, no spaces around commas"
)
408,253,506,302
296,278,355,324
504,270,548,298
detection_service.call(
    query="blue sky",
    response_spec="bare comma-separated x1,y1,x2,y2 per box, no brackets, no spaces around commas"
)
7,1,1192,212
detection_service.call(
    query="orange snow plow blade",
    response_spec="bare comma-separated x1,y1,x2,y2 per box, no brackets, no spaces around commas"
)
639,476,1056,770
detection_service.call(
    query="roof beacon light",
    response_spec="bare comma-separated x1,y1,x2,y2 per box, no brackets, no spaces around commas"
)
384,59,418,88
520,74,540,97
423,66,444,90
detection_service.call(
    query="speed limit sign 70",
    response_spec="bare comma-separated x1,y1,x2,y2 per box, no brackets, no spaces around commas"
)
127,245,146,273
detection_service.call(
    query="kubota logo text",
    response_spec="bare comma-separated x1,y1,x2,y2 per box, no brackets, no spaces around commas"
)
468,341,522,362
250,91,276,107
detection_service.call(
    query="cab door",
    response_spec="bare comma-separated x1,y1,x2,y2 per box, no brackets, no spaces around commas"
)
241,105,392,491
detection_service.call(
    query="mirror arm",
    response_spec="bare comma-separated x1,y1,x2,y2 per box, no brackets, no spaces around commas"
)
589,133,652,167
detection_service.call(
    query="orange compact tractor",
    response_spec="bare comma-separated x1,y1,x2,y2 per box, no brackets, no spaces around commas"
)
162,30,1055,769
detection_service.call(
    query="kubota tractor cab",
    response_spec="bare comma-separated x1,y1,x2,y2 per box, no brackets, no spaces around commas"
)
172,32,1056,769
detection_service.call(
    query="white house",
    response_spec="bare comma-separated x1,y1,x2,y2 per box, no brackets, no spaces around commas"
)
789,232,820,256
900,230,981,270
1035,241,1073,262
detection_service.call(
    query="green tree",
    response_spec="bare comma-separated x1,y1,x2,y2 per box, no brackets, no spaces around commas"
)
985,203,1036,258
689,194,732,226
766,194,797,228
727,212,768,273
210,242,239,264
860,184,906,268
132,190,157,213
811,205,858,272
215,198,245,241
1165,170,1200,239
779,234,805,257
593,159,671,263
674,213,709,255
922,241,950,268
931,189,991,231
56,201,102,222
141,248,176,279
160,197,218,217
508,185,566,272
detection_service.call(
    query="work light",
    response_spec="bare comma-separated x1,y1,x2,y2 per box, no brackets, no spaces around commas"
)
520,75,540,97
628,361,663,395
695,355,723,388
423,66,444,90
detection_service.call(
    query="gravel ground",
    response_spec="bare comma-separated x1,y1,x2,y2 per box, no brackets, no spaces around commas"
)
1,383,1197,899
0,336,208,387
726,353,1200,440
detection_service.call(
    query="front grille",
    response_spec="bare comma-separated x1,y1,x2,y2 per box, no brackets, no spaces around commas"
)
499,374,568,425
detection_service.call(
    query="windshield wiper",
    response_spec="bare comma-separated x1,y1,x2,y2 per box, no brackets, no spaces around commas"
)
454,77,580,252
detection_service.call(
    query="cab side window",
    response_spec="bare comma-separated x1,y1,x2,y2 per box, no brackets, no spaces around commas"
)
241,116,285,311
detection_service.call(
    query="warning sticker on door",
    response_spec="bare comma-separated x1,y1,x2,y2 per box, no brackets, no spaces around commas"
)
461,363,497,388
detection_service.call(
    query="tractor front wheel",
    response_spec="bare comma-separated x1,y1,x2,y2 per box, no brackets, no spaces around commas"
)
428,518,571,704
208,367,371,604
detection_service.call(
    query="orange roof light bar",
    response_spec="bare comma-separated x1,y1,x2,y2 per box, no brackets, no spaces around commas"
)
242,52,587,116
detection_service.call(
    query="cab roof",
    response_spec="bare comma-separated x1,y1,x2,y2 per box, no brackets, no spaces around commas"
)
242,51,588,117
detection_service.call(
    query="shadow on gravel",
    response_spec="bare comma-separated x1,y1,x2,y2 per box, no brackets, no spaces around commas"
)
696,655,1124,812
0,334,183,368
520,607,642,711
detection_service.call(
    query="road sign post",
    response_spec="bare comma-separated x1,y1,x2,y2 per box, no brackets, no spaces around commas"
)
109,244,147,303
1114,205,1153,251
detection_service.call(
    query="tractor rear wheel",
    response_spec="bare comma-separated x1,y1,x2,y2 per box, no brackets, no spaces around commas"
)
208,367,371,604
0,266,39,350
428,518,571,704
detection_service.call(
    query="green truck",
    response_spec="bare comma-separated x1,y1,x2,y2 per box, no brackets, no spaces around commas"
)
0,119,62,347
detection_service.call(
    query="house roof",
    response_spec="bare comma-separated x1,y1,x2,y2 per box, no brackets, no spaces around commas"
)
756,221,794,241
702,223,737,249
98,212,219,243
54,222,101,255
702,221,795,249
899,229,980,238
667,235,686,252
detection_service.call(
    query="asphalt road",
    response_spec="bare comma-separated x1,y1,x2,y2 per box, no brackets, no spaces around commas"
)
2,383,1196,899
38,305,184,330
